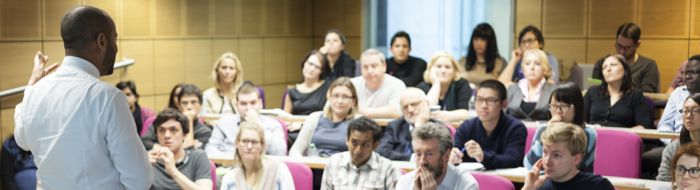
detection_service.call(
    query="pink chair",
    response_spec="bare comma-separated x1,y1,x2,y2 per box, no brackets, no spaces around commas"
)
275,118,289,153
209,160,217,190
284,161,312,190
446,124,456,141
524,127,538,154
594,128,642,178
471,173,514,190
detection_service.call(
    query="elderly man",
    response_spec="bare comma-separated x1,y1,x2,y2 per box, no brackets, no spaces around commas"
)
352,48,406,119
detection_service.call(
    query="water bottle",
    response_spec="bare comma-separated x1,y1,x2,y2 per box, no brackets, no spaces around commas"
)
307,143,319,157
468,95,476,110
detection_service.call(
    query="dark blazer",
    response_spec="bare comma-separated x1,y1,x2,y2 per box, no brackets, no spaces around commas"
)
506,81,555,121
454,112,527,170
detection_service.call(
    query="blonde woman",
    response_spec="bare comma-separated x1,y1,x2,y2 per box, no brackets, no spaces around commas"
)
499,49,555,121
202,52,244,115
219,122,294,190
416,51,472,122
289,77,359,157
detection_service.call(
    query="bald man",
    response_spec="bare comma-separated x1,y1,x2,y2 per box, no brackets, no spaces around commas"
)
376,87,441,161
14,6,152,189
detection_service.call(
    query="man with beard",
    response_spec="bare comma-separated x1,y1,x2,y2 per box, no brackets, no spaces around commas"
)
592,22,659,93
522,123,613,190
321,117,401,189
396,122,479,190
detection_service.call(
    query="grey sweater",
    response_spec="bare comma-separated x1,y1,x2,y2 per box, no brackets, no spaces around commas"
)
656,140,680,181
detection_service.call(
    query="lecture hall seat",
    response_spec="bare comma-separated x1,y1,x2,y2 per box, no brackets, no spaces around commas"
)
284,161,313,190
594,128,642,178
471,173,515,190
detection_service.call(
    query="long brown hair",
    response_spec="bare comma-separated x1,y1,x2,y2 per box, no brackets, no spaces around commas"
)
671,144,700,188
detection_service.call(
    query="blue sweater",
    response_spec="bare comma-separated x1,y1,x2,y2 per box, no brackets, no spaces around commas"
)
454,112,527,169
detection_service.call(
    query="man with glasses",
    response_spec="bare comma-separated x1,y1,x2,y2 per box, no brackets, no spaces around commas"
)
592,22,659,93
321,117,401,190
449,80,527,169
352,48,407,119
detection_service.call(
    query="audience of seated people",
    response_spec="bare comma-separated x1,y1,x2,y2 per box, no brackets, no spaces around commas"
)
386,31,427,87
500,49,555,121
417,51,472,122
396,122,479,190
524,82,597,172
148,108,213,190
658,93,700,181
462,23,507,85
142,84,212,150
592,22,660,93
450,79,527,169
290,77,359,157
522,123,614,190
670,144,700,190
321,117,401,189
320,29,356,81
352,48,406,119
220,121,295,190
377,87,442,161
205,82,286,156
202,52,245,115
502,25,560,83
116,80,155,136
283,50,330,116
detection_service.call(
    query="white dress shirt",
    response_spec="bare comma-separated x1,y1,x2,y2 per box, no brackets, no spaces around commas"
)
14,56,153,190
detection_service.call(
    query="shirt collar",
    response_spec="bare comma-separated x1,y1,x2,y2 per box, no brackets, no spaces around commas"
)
62,56,100,78
340,151,379,170
517,77,545,102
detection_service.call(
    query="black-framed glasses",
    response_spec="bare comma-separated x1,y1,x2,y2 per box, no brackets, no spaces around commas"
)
679,108,700,117
548,104,572,112
675,165,700,178
475,97,500,106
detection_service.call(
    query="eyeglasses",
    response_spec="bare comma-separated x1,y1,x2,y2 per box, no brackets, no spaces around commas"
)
331,94,354,101
238,139,261,148
675,165,700,178
520,38,537,45
475,97,500,106
548,104,572,112
615,43,636,51
679,108,700,117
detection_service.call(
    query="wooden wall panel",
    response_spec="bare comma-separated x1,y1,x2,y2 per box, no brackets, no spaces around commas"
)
241,0,262,35
585,39,616,63
639,0,690,38
543,0,587,37
238,39,264,84
155,0,182,37
312,0,344,36
692,0,700,37
186,0,210,36
638,39,689,89
285,37,312,82
689,40,700,56
153,40,185,94
212,39,239,60
589,0,636,37
42,41,65,63
288,0,311,35
122,0,152,37
213,0,235,36
138,95,157,113
153,94,170,113
263,38,287,84
1,108,14,143
343,0,362,37
515,0,542,32
120,40,155,95
0,43,42,90
262,84,287,110
1,0,40,39
85,0,119,32
546,39,587,65
184,39,213,88
264,0,285,35
43,0,79,39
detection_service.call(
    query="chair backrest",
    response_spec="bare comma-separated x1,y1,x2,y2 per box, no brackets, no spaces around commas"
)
284,161,313,190
524,127,538,155
471,173,515,190
209,160,217,190
256,86,266,108
275,118,289,153
594,128,642,178
445,124,456,141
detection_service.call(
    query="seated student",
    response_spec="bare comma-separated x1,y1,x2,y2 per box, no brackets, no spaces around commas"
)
283,50,330,115
202,52,244,114
321,117,401,189
671,144,700,190
377,87,434,161
502,25,559,83
584,54,653,130
205,82,286,156
525,83,597,172
320,29,356,81
148,108,212,190
396,122,479,190
658,93,700,181
522,123,614,190
499,49,555,121
116,80,155,136
220,122,295,190
592,22,659,93
352,48,406,119
167,83,185,110
450,79,527,169
142,84,212,150
462,23,506,85
290,77,359,157
417,51,472,122
0,136,37,190
386,31,427,87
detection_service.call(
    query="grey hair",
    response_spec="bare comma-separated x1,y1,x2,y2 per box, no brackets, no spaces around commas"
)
360,48,386,65
412,122,453,155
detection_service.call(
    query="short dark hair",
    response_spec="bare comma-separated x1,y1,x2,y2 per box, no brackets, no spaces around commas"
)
167,83,186,109
550,82,585,127
346,116,383,142
616,22,641,42
681,93,700,144
689,54,700,63
116,80,139,98
300,50,327,80
177,84,202,104
153,108,190,138
236,81,259,99
597,54,632,96
466,23,501,73
60,6,114,51
518,25,545,49
477,79,507,101
326,29,347,45
390,31,411,48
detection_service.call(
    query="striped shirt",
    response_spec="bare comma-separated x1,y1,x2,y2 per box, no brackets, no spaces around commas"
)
321,152,401,190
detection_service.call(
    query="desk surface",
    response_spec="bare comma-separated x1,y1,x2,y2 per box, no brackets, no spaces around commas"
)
209,155,671,190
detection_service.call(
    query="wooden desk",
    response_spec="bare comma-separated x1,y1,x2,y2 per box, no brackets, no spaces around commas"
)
644,93,670,102
209,155,672,190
